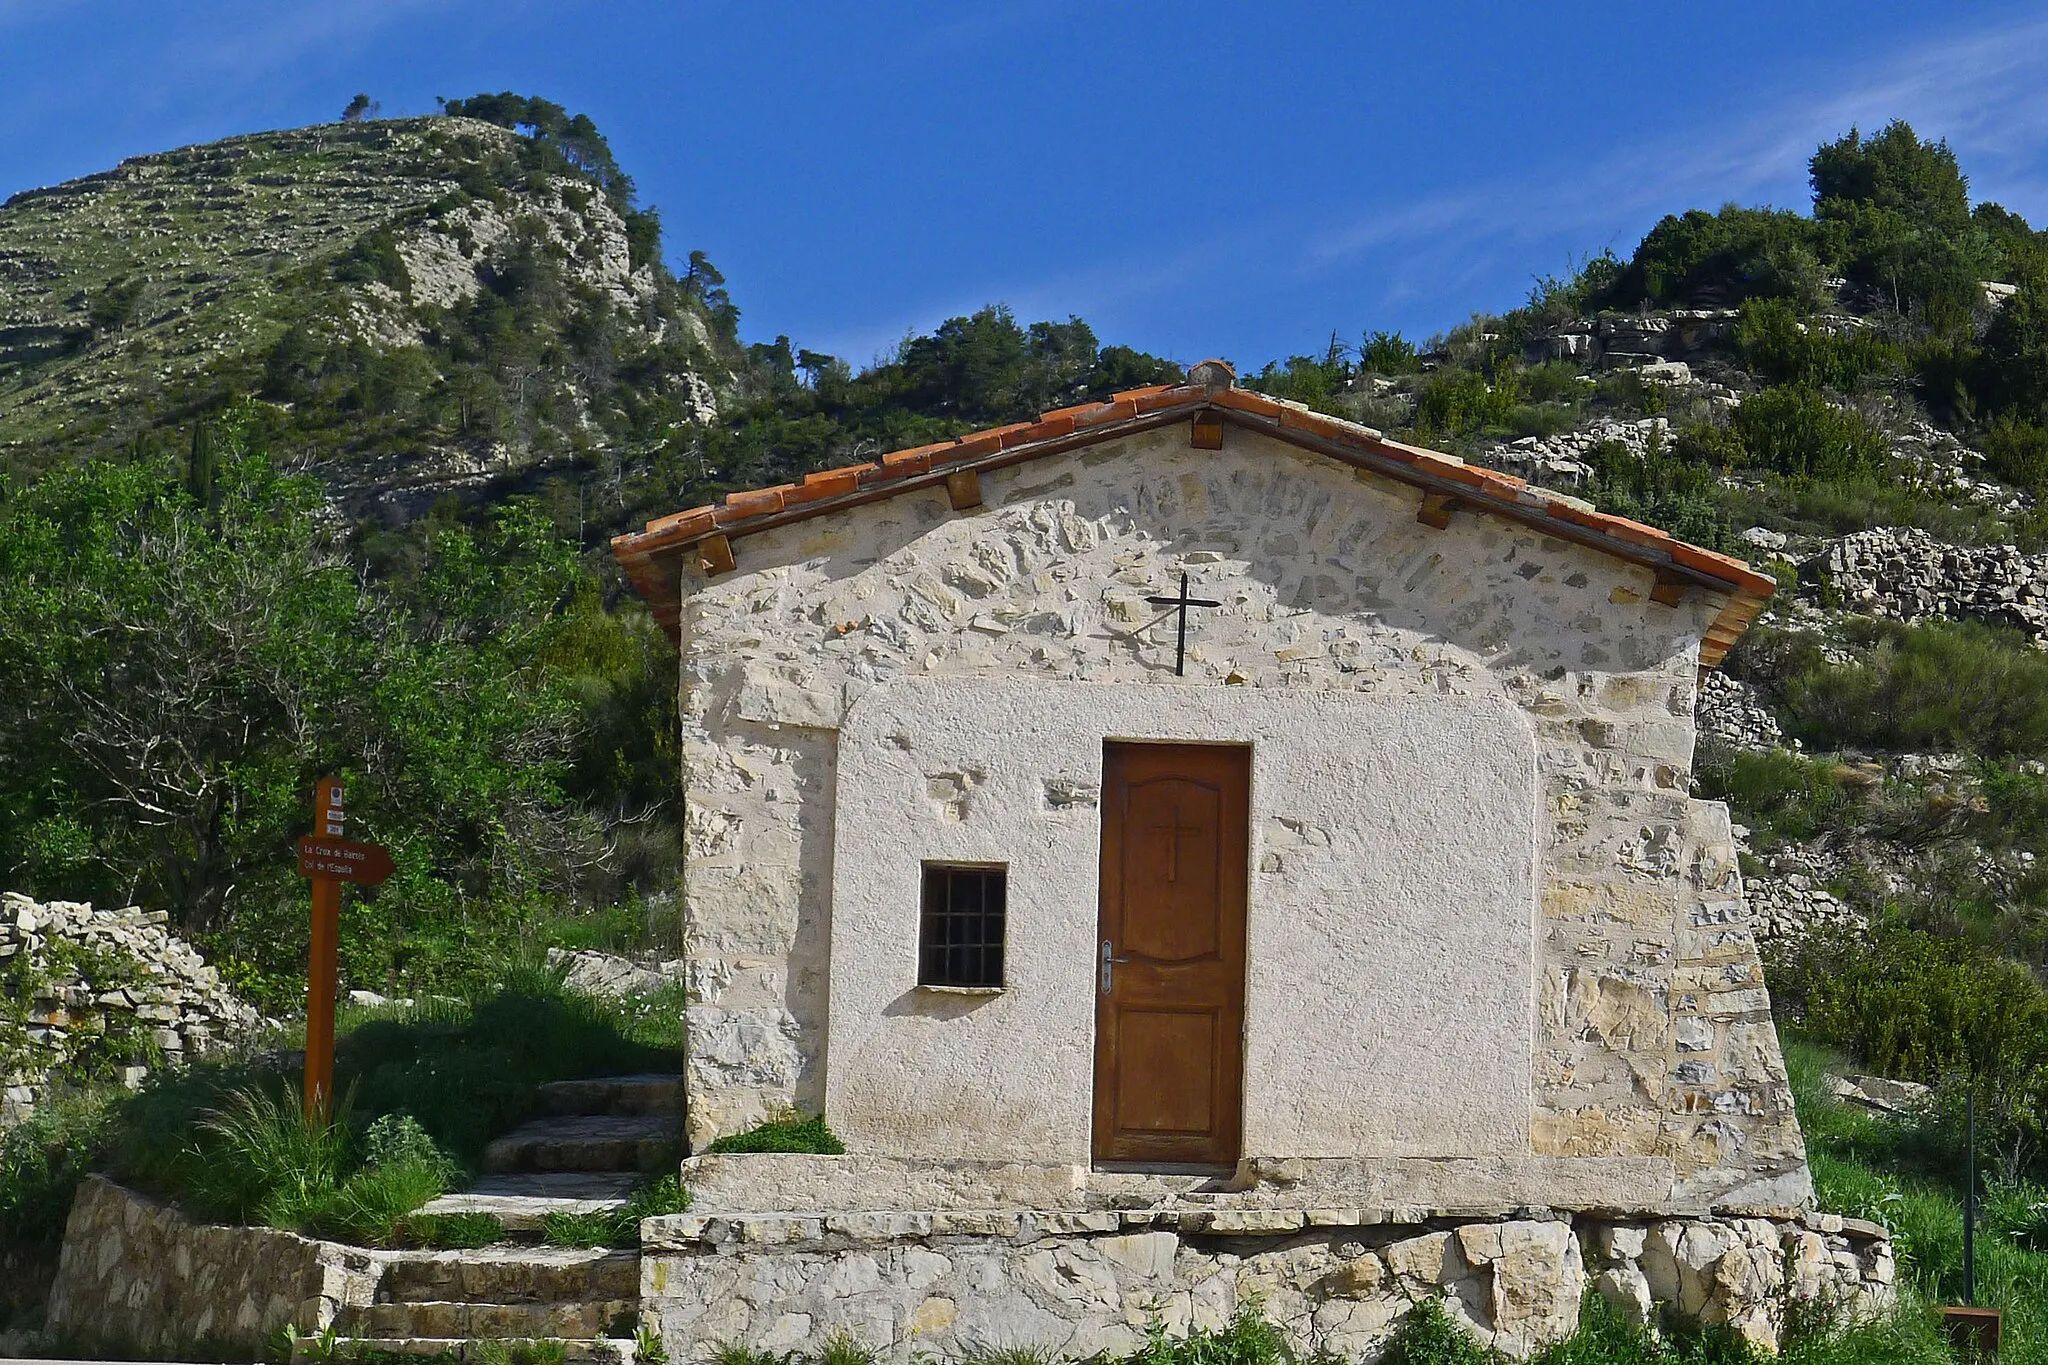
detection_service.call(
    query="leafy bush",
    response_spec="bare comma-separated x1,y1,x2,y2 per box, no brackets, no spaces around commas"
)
1414,365,1521,440
1360,330,1420,374
1771,930,2048,1168
0,1091,113,1255
703,1112,845,1155
1583,437,1731,551
1983,414,2048,491
1985,1177,2048,1252
1776,619,2048,756
1735,299,1905,390
1693,747,1859,849
1729,385,1889,479
1609,204,1825,309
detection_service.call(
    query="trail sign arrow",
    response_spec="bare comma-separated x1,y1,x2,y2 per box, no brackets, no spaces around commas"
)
296,836,395,885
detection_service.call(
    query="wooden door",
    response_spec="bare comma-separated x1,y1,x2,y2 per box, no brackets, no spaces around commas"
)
1094,742,1249,1168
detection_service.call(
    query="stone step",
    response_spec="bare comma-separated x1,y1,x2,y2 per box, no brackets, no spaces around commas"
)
482,1114,677,1174
310,1338,633,1364
380,1246,641,1303
344,1299,639,1338
537,1073,681,1118
420,1173,637,1232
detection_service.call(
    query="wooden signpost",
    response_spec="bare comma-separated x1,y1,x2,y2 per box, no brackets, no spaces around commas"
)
295,777,392,1120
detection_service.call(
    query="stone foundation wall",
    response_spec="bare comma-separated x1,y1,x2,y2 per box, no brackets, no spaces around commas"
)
642,1208,1892,1362
45,1176,377,1352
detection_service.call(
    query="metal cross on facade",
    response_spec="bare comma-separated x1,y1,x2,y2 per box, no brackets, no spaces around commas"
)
1146,572,1221,676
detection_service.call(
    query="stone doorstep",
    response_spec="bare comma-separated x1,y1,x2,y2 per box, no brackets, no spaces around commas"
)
307,1339,632,1365
482,1114,678,1174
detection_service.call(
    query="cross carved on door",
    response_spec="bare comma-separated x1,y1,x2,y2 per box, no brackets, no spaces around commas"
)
1145,804,1203,882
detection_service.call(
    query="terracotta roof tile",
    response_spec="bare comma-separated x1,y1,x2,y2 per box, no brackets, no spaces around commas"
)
612,376,1775,666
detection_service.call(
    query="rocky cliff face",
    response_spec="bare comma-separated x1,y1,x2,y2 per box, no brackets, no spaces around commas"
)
0,116,734,525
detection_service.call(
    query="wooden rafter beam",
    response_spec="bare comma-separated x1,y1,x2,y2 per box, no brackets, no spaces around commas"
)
1416,491,1460,530
945,469,983,511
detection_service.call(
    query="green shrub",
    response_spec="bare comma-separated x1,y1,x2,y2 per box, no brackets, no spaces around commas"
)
186,1082,357,1227
1582,437,1731,550
1693,747,1859,848
1982,415,2048,491
1777,619,2048,756
1673,420,1747,469
0,1090,113,1256
1729,385,1889,478
1414,366,1521,440
1770,930,2048,1168
1609,204,1825,309
1360,330,1420,375
703,1112,845,1155
1985,1177,2048,1252
1108,1304,1293,1365
1381,1298,1495,1365
1735,298,1906,389
312,1152,450,1245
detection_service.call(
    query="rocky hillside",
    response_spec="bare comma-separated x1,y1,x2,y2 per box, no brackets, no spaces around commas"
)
0,114,735,526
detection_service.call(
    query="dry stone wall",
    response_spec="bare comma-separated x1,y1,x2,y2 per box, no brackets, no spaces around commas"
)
45,1177,377,1352
1805,527,2048,645
2,892,260,1125
677,422,1806,1212
642,1207,1892,1363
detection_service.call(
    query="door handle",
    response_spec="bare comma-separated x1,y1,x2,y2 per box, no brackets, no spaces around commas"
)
1101,938,1132,993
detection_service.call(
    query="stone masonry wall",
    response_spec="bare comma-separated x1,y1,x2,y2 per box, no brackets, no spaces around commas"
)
45,1176,378,1352
2,892,261,1126
643,1208,1893,1363
677,421,1804,1209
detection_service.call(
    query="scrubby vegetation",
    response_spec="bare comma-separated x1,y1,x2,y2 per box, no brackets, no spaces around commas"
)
0,961,680,1276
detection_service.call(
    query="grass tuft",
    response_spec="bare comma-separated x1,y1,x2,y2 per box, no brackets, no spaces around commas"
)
703,1113,844,1155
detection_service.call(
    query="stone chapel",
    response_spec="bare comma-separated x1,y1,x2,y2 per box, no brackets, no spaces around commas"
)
614,364,1893,1360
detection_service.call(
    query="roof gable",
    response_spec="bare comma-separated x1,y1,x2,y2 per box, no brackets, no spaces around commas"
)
613,362,1774,668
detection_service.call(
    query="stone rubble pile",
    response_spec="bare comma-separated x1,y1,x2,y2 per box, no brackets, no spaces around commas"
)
1743,873,1866,942
1804,527,2048,646
1485,417,1673,488
1,892,261,1125
1696,671,1784,751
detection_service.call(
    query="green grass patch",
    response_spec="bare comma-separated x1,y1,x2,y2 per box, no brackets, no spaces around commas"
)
1,964,684,1252
703,1112,845,1155
541,1171,690,1249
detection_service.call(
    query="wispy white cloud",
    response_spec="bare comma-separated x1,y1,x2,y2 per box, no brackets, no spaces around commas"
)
1307,10,2048,305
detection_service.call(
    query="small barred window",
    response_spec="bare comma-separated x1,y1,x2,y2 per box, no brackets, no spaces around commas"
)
919,864,1007,989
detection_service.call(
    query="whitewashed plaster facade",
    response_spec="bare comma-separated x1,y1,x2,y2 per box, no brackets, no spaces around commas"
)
657,415,1806,1216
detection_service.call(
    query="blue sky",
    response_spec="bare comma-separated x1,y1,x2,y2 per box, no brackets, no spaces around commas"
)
6,1,2048,370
